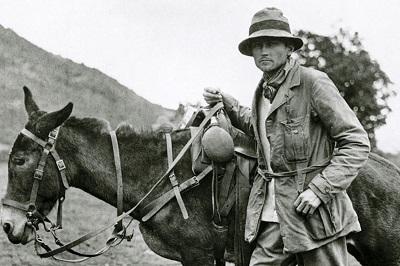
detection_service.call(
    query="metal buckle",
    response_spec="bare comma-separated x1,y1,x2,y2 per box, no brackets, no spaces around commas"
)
192,176,200,187
168,173,179,187
56,160,66,171
33,169,44,180
48,128,59,140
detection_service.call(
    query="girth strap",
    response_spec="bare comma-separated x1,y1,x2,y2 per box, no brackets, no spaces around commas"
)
110,131,124,232
165,131,189,219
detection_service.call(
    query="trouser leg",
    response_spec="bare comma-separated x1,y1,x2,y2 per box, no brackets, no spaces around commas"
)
249,222,290,266
297,236,348,266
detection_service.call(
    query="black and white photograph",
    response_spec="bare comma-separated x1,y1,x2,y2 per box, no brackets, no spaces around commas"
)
0,1,399,265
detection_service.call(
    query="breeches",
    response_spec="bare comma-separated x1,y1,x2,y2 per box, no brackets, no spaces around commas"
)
249,222,348,266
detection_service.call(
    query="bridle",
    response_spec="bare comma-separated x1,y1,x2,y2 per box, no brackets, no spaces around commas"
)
1,102,223,262
2,127,69,231
1,126,133,262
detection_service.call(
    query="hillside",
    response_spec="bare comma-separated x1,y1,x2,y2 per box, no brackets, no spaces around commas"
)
0,25,175,146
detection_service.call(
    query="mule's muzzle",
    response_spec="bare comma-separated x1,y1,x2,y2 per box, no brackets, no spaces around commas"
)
2,220,22,244
3,220,13,234
5,223,33,245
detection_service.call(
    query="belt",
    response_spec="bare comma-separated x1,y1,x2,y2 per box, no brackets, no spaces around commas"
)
257,157,331,182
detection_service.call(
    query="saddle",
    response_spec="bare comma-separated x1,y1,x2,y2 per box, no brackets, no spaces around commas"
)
189,107,257,266
141,105,257,265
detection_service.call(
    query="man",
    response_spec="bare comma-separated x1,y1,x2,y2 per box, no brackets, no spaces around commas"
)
204,7,370,266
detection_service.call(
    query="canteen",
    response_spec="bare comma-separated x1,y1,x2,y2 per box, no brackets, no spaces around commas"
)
202,116,234,163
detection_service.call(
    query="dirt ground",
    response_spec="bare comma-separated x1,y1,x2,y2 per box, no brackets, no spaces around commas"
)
0,162,360,266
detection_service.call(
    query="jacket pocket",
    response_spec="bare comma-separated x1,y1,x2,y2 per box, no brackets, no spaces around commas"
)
305,203,338,240
305,192,354,240
280,117,309,162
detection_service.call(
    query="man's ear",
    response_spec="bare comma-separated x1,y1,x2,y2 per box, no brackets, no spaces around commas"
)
287,45,294,58
35,103,73,135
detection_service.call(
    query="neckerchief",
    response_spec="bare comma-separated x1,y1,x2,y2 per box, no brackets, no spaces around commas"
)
262,58,295,102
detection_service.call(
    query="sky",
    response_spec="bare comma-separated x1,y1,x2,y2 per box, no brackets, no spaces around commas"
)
0,0,399,153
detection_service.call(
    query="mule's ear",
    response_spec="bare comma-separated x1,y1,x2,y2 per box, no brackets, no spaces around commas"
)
23,86,40,117
36,103,73,135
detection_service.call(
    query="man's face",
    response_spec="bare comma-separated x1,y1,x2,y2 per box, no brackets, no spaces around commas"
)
251,38,292,73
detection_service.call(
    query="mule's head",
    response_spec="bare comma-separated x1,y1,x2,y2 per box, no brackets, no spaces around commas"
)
1,86,73,244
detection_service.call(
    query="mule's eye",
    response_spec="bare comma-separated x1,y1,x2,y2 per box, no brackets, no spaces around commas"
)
12,157,26,165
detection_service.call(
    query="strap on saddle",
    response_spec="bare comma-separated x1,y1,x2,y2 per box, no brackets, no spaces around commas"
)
110,131,129,237
141,166,213,222
110,131,135,241
211,161,236,224
165,130,189,219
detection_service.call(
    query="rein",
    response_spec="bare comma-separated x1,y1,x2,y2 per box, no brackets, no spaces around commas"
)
3,102,224,262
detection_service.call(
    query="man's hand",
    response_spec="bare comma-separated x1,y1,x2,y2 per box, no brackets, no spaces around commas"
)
203,87,223,106
203,87,237,109
294,189,322,217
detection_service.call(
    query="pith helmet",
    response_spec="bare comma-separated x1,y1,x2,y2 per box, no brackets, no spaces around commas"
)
238,7,303,56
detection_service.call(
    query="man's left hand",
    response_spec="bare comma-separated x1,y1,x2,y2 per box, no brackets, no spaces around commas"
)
294,189,322,217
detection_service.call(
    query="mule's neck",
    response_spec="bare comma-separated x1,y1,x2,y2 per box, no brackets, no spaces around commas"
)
58,124,191,219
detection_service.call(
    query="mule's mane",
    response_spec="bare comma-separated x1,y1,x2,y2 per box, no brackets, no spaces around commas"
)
63,116,189,142
64,116,112,136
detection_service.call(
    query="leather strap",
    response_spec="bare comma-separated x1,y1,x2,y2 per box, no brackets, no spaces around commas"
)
1,198,30,211
257,157,331,181
219,161,237,217
51,150,69,189
21,128,69,189
110,131,124,232
165,132,189,219
141,165,213,222
219,161,236,204
21,129,47,147
30,147,50,205
56,196,65,229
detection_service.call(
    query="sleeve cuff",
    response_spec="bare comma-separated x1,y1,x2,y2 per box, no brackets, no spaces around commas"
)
223,98,239,113
308,174,333,204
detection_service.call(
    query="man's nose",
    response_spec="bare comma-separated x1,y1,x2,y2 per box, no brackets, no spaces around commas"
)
260,44,271,54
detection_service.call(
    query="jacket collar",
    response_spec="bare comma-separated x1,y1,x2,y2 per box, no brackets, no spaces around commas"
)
252,60,301,118
266,61,300,118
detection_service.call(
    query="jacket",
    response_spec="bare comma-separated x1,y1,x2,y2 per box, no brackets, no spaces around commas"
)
224,61,370,253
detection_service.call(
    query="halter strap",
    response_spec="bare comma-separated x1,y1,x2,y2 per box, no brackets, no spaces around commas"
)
20,128,69,189
20,129,47,147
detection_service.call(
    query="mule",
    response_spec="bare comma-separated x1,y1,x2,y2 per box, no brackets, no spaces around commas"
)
2,87,400,266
